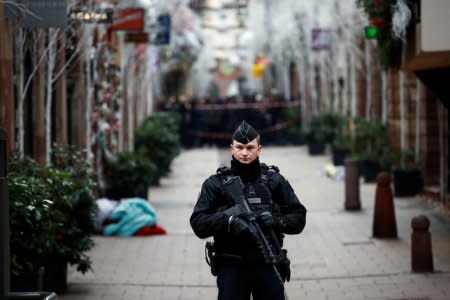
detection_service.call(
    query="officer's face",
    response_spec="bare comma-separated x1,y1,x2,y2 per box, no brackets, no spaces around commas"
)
230,139,262,164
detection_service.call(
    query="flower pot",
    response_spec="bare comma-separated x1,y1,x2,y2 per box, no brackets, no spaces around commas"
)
10,268,44,292
393,168,424,197
308,142,326,155
43,257,68,293
361,161,382,183
332,148,350,166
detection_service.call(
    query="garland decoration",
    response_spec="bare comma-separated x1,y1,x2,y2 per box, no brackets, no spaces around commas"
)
357,0,413,69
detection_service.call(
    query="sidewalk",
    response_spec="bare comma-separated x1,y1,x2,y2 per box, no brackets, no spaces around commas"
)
60,146,450,300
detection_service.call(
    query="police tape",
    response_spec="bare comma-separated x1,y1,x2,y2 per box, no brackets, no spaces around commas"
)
192,100,300,111
187,121,292,140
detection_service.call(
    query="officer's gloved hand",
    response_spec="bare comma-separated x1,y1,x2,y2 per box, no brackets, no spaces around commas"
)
258,212,285,232
228,214,254,237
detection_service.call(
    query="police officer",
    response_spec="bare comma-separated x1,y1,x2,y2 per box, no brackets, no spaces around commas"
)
190,120,307,300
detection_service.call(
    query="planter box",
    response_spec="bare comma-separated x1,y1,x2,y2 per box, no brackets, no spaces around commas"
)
308,142,326,155
361,161,382,183
393,168,424,197
43,257,68,293
10,268,44,292
332,148,350,166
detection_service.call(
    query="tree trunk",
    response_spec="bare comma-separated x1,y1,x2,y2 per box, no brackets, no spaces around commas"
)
15,27,25,156
55,29,67,146
33,29,46,165
45,28,57,165
381,70,388,123
365,39,371,119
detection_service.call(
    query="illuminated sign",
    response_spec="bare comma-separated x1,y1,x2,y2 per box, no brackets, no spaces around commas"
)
68,8,113,24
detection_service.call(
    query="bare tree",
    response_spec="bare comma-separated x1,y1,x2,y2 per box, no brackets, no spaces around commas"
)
15,24,82,162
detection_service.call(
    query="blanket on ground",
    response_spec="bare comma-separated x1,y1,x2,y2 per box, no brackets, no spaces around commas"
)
103,197,157,236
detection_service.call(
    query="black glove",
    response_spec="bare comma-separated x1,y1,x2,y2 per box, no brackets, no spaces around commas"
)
258,212,285,232
228,214,254,237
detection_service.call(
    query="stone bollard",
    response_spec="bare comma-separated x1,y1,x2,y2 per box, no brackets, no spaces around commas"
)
411,215,434,272
344,158,360,210
372,172,397,238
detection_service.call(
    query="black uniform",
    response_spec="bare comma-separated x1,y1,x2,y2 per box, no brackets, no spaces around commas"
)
190,156,307,300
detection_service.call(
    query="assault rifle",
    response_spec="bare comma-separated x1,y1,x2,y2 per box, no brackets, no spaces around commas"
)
222,176,290,285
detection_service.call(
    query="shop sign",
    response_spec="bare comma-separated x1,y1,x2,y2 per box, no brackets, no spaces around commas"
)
311,28,333,51
152,14,171,45
68,8,113,24
108,8,144,31
125,32,149,44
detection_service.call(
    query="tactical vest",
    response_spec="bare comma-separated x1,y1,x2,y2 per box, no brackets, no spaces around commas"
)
216,164,281,214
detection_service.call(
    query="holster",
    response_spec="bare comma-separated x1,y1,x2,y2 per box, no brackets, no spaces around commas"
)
205,241,217,276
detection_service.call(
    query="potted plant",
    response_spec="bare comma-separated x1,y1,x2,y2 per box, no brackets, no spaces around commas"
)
9,146,96,293
134,112,181,182
49,144,97,292
103,151,157,199
283,106,306,145
330,115,352,166
352,118,392,182
306,111,339,155
331,134,352,166
392,149,424,197
8,156,56,292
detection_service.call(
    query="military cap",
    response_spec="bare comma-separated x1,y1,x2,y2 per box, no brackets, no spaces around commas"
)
232,120,259,144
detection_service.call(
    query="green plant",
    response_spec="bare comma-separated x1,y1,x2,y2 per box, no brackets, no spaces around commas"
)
331,114,353,151
308,111,342,144
391,148,417,170
8,149,95,277
356,0,412,68
51,144,96,273
134,112,181,172
8,156,57,277
103,151,157,199
332,134,352,152
352,117,393,170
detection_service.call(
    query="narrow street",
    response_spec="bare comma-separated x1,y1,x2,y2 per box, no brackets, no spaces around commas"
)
60,146,450,300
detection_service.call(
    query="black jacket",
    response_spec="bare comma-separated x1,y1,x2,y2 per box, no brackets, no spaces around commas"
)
190,162,307,260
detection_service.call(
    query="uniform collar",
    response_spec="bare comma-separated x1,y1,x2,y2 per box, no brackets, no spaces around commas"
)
230,157,261,182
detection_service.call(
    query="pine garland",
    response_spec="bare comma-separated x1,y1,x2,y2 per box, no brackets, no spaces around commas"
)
357,0,404,69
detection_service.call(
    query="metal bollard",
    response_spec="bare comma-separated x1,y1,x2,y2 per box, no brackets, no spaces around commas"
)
372,172,397,238
344,158,360,210
411,215,434,272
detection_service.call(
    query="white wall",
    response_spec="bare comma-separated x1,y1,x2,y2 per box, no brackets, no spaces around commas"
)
421,0,450,52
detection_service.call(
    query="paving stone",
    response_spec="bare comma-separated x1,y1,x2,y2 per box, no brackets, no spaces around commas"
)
59,146,450,300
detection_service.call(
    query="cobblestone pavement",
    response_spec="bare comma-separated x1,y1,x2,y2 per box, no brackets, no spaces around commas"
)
60,146,450,300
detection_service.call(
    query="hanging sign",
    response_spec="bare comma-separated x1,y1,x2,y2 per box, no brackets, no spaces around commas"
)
311,28,333,51
152,14,171,45
6,0,67,28
125,32,149,44
108,8,145,31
